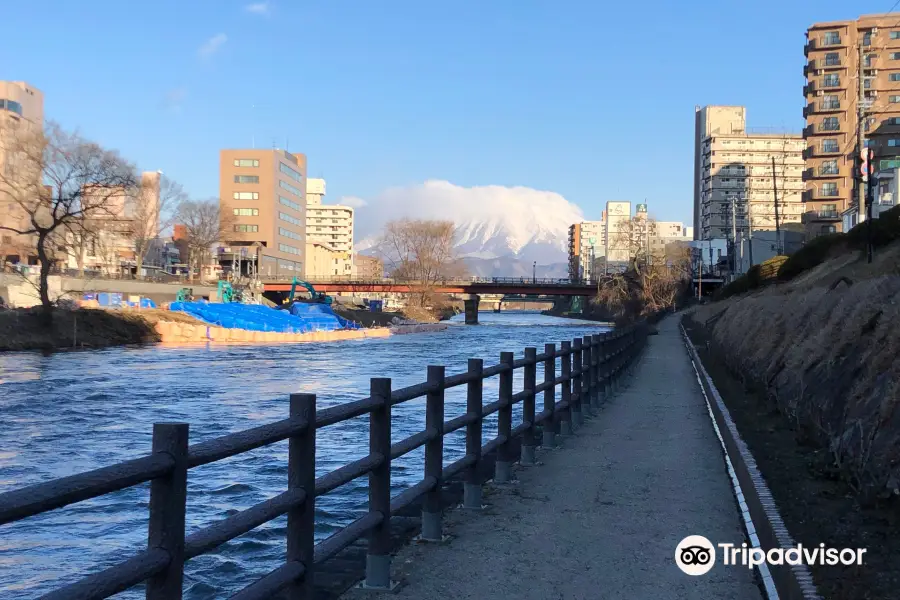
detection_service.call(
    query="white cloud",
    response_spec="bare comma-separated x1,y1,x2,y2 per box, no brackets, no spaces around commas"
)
339,196,368,209
198,33,228,59
245,2,270,15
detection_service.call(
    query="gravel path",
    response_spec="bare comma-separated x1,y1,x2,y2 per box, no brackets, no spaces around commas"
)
342,316,762,600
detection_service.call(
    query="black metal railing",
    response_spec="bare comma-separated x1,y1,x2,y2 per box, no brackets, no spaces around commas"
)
0,324,648,599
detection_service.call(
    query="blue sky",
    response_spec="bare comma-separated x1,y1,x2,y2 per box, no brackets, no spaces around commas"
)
0,0,892,224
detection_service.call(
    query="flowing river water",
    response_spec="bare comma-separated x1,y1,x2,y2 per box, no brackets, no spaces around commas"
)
0,312,610,599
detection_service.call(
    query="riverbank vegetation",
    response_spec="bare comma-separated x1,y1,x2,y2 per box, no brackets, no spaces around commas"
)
684,219,900,597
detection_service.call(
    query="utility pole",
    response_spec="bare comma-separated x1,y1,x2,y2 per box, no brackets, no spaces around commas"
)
858,38,867,225
771,156,781,255
731,195,739,274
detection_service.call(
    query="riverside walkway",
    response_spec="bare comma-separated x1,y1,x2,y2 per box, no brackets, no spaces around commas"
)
345,316,762,600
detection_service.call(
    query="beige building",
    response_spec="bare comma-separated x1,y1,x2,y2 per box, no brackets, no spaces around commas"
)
803,14,900,236
65,172,162,275
355,254,384,280
567,215,607,281
694,106,805,243
304,178,354,279
219,149,307,278
0,81,44,265
605,200,633,269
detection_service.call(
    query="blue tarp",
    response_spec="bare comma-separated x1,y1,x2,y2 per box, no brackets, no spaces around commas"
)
169,301,360,333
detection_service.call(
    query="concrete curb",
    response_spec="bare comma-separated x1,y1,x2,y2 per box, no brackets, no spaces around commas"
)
680,323,822,600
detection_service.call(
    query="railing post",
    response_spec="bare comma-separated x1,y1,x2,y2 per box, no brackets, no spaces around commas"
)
521,347,537,465
591,334,601,409
421,366,446,541
581,336,593,417
495,352,514,483
364,377,397,591
559,341,572,436
571,338,583,426
146,423,189,600
464,358,484,509
287,394,316,600
602,333,612,400
542,343,557,447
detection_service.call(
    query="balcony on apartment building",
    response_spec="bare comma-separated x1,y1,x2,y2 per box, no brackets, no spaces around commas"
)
803,186,845,203
803,98,842,118
804,119,843,137
802,163,842,181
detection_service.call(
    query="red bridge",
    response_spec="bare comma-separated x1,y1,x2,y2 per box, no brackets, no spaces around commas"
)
262,278,599,325
262,277,597,297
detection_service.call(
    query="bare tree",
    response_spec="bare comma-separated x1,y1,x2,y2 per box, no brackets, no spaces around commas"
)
63,215,103,277
378,218,464,306
177,199,231,282
594,216,692,321
0,121,136,321
126,173,186,279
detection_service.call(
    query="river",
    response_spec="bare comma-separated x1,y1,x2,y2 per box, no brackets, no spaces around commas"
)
0,312,609,599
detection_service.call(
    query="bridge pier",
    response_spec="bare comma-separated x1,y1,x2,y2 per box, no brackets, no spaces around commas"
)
464,294,480,325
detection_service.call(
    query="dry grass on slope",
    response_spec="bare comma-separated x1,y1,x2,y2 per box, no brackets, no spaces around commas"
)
693,273,900,500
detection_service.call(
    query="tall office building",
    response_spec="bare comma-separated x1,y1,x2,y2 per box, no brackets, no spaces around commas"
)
0,81,44,265
694,105,805,242
567,215,606,282
803,14,900,235
304,178,354,279
219,149,307,277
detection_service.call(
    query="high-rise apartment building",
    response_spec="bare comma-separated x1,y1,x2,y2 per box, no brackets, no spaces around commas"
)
304,178,354,279
803,14,900,236
567,214,606,282
694,106,805,243
219,149,307,277
0,81,44,265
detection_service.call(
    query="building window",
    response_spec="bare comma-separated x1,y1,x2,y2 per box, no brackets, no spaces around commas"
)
821,117,840,131
279,195,301,211
863,32,872,46
889,139,900,147
233,208,259,216
891,73,900,82
865,78,873,89
233,192,259,200
821,225,837,234
233,159,259,167
824,52,840,66
823,74,840,87
892,52,900,60
279,227,303,241
823,32,841,45
0,99,23,116
820,160,839,175
822,182,838,196
892,31,900,40
279,162,303,182
822,95,840,109
234,224,259,233
279,180,302,196
234,175,259,184
891,95,900,103
887,117,900,126
279,243,301,255
822,139,839,153
279,211,302,226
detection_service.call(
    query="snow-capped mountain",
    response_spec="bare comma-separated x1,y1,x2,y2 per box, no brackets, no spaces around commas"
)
352,180,582,276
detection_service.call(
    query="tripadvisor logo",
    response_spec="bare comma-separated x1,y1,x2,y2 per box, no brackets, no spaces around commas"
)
675,535,716,576
675,536,867,574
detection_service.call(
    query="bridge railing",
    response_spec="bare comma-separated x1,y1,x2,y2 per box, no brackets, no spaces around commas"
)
259,276,591,287
0,324,649,599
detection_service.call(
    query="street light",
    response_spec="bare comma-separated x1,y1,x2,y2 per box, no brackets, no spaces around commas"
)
533,261,536,284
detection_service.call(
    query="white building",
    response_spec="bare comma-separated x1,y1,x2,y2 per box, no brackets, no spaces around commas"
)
304,178,355,279
605,200,632,270
567,217,607,282
693,106,805,242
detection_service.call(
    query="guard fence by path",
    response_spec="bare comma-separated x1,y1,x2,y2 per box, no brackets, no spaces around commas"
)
0,323,649,600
